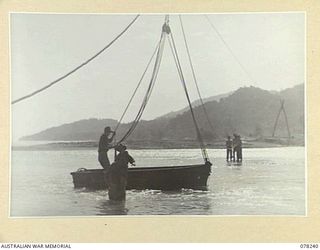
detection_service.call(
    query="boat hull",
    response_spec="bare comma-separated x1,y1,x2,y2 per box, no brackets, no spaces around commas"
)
70,162,212,190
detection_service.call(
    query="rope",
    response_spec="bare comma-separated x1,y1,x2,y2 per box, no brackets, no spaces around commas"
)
168,32,209,163
204,14,256,85
179,15,215,133
12,14,140,105
113,40,161,133
113,29,167,146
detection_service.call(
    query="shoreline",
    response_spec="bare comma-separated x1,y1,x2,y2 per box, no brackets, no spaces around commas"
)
12,139,304,151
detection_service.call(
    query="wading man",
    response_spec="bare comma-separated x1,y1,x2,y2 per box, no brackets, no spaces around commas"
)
108,144,135,201
226,135,233,162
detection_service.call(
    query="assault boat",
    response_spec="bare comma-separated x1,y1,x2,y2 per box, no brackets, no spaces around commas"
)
69,15,213,190
71,161,212,190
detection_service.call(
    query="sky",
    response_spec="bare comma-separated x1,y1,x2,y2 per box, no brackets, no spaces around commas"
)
10,13,305,141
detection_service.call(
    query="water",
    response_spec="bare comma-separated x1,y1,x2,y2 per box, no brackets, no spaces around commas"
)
10,147,305,216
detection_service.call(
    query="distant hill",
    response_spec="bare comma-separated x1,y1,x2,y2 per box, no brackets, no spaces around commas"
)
161,84,304,140
124,84,304,142
157,91,233,119
21,84,304,144
21,118,118,141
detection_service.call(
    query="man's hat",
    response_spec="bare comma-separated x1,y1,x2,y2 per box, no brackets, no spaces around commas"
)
104,126,112,134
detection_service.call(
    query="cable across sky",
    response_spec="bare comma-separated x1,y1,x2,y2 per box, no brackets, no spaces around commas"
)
11,14,140,105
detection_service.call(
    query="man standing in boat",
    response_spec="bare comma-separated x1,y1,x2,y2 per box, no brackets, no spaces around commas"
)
98,126,116,169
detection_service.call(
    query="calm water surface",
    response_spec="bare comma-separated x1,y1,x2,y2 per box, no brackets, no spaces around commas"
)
10,147,305,216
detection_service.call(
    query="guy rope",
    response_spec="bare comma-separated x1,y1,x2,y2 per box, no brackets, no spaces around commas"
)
112,15,210,163
11,14,211,164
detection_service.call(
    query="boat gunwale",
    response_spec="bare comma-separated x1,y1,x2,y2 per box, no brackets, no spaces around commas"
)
70,162,211,175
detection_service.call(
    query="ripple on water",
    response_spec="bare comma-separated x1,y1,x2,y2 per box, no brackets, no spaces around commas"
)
10,147,305,216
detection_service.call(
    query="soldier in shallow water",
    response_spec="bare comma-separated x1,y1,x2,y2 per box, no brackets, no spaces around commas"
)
98,126,115,169
232,134,237,162
233,134,243,162
108,144,135,201
226,135,233,162
237,135,243,162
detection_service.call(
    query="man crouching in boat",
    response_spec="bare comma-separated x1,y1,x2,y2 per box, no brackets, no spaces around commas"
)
108,144,135,201
98,126,116,169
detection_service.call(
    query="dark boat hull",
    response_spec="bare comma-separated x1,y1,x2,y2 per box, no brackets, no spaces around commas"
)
70,162,212,190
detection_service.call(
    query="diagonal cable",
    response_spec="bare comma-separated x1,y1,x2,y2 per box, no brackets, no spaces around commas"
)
114,40,161,132
168,33,209,163
12,14,140,105
114,28,167,146
204,14,256,84
179,15,215,133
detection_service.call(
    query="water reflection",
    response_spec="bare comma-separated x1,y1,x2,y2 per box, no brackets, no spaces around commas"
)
226,162,243,168
94,188,213,215
162,189,212,214
96,199,128,215
11,147,305,216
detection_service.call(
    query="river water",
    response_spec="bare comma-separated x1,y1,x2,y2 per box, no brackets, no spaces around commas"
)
10,147,305,216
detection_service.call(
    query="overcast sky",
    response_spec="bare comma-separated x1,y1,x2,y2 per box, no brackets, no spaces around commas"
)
11,13,305,141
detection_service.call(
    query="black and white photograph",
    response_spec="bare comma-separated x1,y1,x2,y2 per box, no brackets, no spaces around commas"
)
10,13,305,217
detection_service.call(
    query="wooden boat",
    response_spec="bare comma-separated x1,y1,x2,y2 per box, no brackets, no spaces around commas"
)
71,161,212,191
69,16,213,191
